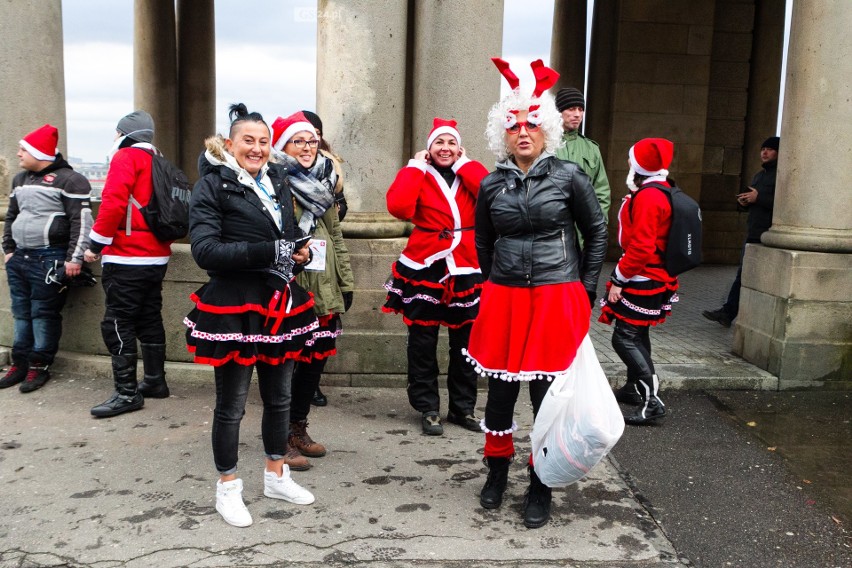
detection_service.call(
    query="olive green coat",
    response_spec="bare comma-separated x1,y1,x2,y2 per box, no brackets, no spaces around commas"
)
295,201,354,316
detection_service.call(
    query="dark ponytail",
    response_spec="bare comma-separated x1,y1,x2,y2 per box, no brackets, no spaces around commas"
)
228,103,267,137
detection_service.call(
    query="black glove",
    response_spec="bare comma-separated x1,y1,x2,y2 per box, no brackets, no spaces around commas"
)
336,196,348,221
587,289,597,309
270,239,296,281
342,291,353,312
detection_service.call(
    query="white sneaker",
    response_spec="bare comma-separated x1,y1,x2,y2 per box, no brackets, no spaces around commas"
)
216,478,253,527
264,464,315,504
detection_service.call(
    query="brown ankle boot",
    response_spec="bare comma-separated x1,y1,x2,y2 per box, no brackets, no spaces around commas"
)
289,420,327,457
282,443,311,471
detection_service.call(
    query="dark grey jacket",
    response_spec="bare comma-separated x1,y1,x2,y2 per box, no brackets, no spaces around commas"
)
3,155,92,262
475,153,607,294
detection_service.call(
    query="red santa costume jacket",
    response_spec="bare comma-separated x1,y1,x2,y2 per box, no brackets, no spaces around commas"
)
386,155,488,275
89,147,172,265
614,180,678,285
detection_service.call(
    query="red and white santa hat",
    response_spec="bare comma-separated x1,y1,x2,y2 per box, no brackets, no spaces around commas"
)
20,124,59,162
426,118,461,149
628,137,674,177
271,112,317,151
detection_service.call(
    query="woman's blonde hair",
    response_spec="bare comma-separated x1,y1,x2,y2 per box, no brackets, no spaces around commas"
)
484,89,564,161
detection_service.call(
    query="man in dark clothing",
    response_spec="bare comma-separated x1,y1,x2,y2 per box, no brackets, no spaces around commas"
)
0,124,92,392
703,136,779,327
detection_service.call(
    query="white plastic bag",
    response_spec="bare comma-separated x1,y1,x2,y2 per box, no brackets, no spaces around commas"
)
530,335,625,487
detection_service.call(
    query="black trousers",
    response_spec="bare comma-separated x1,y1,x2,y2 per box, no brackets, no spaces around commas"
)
611,319,655,381
483,377,551,432
406,323,477,415
100,264,168,356
290,357,327,423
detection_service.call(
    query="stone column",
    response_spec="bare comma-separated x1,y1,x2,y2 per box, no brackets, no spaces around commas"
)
734,0,852,386
0,0,67,199
549,0,586,91
411,0,504,170
134,0,178,161
177,0,215,181
316,0,409,222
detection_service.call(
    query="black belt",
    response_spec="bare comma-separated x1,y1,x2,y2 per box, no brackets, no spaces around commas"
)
414,226,474,240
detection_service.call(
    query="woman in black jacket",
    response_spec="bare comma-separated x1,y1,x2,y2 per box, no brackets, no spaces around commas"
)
466,59,608,529
185,104,317,528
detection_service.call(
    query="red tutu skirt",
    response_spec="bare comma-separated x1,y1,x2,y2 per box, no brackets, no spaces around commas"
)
382,259,482,328
298,313,342,362
464,281,590,381
598,279,679,326
185,273,318,367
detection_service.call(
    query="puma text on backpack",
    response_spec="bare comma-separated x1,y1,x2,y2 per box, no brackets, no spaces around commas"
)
127,152,192,241
630,181,702,276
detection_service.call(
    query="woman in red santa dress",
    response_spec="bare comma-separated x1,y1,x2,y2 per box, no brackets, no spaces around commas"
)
466,58,608,529
599,137,679,426
383,118,489,437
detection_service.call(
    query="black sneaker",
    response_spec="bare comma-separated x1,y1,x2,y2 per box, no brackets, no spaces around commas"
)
19,366,50,393
702,308,732,328
421,412,443,436
0,364,28,389
446,411,482,432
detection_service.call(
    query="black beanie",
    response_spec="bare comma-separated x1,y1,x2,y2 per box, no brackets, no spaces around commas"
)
301,110,323,135
555,87,585,111
761,136,780,151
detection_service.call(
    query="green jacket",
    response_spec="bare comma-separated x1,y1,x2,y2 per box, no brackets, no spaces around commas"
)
555,130,611,221
295,203,354,316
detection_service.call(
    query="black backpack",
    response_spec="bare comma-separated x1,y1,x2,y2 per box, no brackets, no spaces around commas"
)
127,151,192,241
630,181,702,276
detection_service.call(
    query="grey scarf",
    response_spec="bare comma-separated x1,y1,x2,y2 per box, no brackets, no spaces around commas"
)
277,152,338,234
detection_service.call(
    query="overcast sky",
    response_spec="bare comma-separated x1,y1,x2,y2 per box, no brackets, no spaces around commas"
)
61,0,556,162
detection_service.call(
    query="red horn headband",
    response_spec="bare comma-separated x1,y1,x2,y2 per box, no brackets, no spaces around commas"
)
491,57,559,98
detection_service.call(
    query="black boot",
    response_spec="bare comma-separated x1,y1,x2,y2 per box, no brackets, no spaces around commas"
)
625,374,666,425
138,343,170,398
523,466,552,529
91,354,144,418
614,377,643,405
311,386,328,406
480,456,512,509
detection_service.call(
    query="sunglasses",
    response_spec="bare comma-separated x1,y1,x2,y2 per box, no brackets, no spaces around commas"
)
506,121,541,134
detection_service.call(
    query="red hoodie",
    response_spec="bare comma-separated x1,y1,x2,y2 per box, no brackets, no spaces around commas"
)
614,181,677,284
89,147,172,265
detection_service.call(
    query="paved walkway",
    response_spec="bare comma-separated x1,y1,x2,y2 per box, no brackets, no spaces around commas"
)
0,265,802,568
591,263,776,389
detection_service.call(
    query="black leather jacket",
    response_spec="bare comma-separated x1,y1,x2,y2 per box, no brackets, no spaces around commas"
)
475,153,607,293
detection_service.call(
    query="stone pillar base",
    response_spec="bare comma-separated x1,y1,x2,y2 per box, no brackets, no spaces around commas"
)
733,245,852,388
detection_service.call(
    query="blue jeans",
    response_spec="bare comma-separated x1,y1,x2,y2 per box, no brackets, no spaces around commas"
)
5,248,69,365
212,359,294,475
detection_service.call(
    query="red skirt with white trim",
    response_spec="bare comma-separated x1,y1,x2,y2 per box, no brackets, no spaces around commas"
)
184,273,319,367
298,313,342,363
464,281,590,382
598,279,679,326
382,259,482,328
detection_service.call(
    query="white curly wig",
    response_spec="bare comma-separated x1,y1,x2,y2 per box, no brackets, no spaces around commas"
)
485,89,564,162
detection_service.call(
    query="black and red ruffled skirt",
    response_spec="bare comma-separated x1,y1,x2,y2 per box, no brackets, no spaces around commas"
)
463,281,590,382
382,259,482,328
298,313,342,362
598,279,679,327
184,274,319,367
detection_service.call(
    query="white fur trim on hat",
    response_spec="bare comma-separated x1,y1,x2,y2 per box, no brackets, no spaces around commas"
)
274,121,316,151
629,145,668,178
20,140,56,162
427,126,461,150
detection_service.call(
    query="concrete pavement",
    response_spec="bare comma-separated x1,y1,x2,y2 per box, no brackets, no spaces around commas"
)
1,264,847,567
